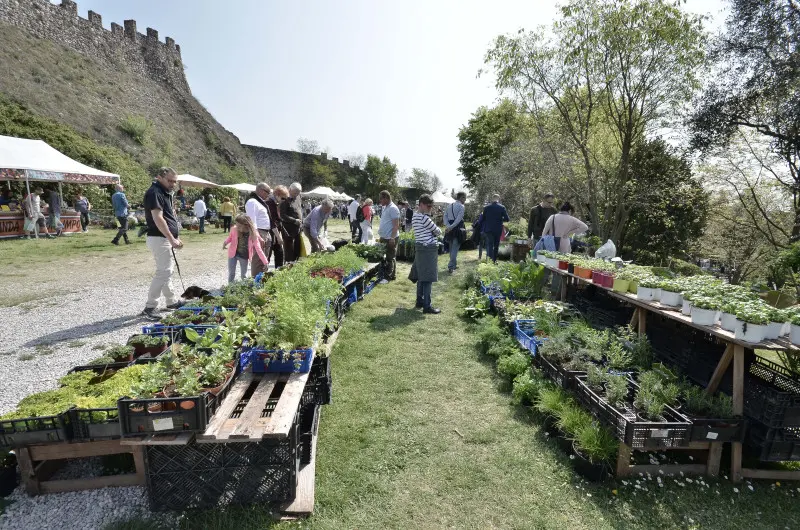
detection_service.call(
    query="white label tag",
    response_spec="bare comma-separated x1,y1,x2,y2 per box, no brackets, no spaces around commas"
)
650,429,669,438
152,417,174,431
706,431,719,440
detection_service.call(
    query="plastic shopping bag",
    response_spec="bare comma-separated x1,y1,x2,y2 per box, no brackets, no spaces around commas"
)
23,217,36,232
595,239,617,259
300,233,311,257
533,235,557,253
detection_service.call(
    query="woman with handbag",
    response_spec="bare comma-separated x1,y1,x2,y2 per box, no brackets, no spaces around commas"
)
443,192,467,273
540,201,588,255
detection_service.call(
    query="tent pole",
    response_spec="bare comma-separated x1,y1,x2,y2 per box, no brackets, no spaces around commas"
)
24,170,37,240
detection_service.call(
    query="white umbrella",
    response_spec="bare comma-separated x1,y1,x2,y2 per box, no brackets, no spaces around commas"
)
176,174,219,188
222,182,257,193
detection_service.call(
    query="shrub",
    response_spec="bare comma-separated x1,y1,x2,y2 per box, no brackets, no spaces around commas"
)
477,317,505,355
119,114,152,145
511,371,541,405
497,351,530,379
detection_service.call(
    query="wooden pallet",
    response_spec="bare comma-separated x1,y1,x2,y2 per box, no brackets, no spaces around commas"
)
16,439,145,495
280,422,319,517
196,369,311,443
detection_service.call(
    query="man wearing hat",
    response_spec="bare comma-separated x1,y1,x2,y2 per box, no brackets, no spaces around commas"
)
348,194,362,242
22,187,54,239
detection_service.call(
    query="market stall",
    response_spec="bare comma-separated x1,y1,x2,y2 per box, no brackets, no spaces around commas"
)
0,136,120,239
175,174,218,188
221,182,257,193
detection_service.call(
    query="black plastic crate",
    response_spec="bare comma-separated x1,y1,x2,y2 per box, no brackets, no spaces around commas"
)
144,432,298,511
689,417,747,443
67,361,131,374
573,375,692,449
0,413,70,447
739,358,800,429
535,355,585,391
298,403,320,467
747,422,800,462
118,364,240,437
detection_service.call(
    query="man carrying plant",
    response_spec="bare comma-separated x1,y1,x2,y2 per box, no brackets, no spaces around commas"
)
245,183,273,276
377,190,401,283
142,167,184,320
111,183,130,245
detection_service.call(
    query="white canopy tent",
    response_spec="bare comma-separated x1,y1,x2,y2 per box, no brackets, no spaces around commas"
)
176,174,219,188
431,190,455,205
304,186,340,200
339,193,354,202
221,182,257,193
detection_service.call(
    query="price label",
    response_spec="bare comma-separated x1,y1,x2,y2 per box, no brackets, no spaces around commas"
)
650,429,669,438
152,417,174,431
706,431,719,440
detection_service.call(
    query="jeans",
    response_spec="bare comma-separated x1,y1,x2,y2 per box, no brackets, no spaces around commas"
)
484,231,501,262
199,217,205,234
416,281,432,309
448,236,461,271
380,237,397,280
113,216,129,243
228,256,248,283
251,229,272,277
145,236,176,309
222,216,232,232
79,212,89,231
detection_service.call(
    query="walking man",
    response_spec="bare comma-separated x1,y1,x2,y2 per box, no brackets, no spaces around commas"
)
348,194,362,242
47,187,63,236
280,182,303,262
194,195,207,234
377,190,400,283
444,191,467,273
303,199,333,253
22,187,53,239
111,183,130,245
74,193,91,232
142,168,183,319
482,194,510,263
245,183,273,276
528,192,556,245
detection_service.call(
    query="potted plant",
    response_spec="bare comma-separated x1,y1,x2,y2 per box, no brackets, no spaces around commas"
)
790,312,800,347
573,258,593,279
571,421,616,482
689,295,719,326
127,334,170,358
658,279,683,308
766,307,787,340
734,304,769,343
636,276,660,301
719,300,743,332
106,345,135,363
633,370,679,421
604,373,628,408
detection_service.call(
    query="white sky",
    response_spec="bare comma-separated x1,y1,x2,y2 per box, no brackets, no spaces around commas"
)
57,0,728,189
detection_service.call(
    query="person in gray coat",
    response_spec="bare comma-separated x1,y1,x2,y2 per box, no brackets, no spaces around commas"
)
411,194,442,314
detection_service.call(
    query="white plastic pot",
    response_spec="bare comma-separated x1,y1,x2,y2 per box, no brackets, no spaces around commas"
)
653,288,662,302
545,257,559,268
782,322,791,337
660,291,682,308
766,322,784,340
691,307,717,326
681,300,692,316
735,321,767,343
536,254,546,265
637,286,655,301
720,312,738,332
791,324,800,347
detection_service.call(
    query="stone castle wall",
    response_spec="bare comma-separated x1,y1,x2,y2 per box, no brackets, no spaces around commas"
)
0,0,189,92
244,145,364,189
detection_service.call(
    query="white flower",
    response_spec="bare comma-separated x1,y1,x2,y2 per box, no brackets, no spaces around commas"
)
748,485,754,492
733,488,739,493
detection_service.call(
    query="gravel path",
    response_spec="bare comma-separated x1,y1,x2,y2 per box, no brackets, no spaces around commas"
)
0,245,229,529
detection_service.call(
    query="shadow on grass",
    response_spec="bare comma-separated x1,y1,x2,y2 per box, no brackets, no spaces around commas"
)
368,307,424,331
23,313,150,347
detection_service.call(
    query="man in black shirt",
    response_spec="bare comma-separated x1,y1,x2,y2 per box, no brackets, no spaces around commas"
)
528,192,557,243
142,167,184,319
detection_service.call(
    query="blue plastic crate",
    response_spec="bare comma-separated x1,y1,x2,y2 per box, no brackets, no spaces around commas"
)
364,279,377,295
513,319,546,357
142,323,218,338
240,347,314,373
342,269,365,286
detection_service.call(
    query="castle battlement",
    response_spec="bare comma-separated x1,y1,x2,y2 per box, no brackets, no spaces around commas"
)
0,0,188,90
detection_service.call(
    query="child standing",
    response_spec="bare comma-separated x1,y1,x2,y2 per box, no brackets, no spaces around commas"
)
222,214,269,283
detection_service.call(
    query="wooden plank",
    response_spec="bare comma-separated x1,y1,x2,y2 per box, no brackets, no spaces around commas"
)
197,372,255,440
637,307,647,336
38,473,143,494
132,445,146,483
281,429,318,515
254,372,310,438
706,344,733,395
120,432,194,446
616,443,633,477
16,447,39,495
732,344,745,483
706,442,723,477
626,464,708,476
228,375,279,438
741,468,800,481
29,439,130,461
629,308,639,330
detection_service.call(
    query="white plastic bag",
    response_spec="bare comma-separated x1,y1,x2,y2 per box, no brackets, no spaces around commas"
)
595,239,617,259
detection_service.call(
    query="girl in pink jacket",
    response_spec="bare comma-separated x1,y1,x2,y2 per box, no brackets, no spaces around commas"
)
222,214,269,283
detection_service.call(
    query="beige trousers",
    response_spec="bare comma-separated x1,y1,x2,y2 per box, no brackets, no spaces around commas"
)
146,236,177,309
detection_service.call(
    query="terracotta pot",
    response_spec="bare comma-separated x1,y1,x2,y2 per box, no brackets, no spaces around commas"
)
575,267,592,279
179,400,196,410
131,344,168,359
147,403,163,413
558,260,569,271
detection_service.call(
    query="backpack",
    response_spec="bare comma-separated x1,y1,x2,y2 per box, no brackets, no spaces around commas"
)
356,205,365,223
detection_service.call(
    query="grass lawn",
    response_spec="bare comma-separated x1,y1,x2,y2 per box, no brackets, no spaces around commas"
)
112,251,800,530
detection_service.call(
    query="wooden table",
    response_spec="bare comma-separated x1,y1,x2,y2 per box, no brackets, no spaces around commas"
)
543,263,800,482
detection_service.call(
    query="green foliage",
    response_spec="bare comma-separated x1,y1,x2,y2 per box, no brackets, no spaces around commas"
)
302,247,367,276
573,421,618,464
681,384,733,418
362,154,399,199
348,243,386,262
118,114,152,145
496,351,530,379
604,373,628,408
511,371,541,405
460,288,490,320
106,345,133,361
476,316,505,355
127,334,169,348
486,337,519,359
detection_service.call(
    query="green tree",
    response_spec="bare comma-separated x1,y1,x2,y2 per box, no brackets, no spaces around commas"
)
691,0,800,241
310,159,337,187
407,168,442,192
622,139,709,262
362,155,398,198
457,99,528,189
484,0,706,242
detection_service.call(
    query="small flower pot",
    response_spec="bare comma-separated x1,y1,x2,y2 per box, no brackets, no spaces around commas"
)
558,260,569,271
602,273,615,288
691,307,717,326
179,400,196,410
628,280,639,294
782,322,791,337
681,300,692,316
574,266,592,279
546,257,559,268
612,278,630,293
591,271,604,285
720,312,738,332
653,288,662,302
766,322,784,340
735,321,767,343
637,286,656,301
659,290,682,308
791,324,800,347
567,263,575,274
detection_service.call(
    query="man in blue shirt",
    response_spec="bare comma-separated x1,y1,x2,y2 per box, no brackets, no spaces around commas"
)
482,194,510,263
303,199,333,253
111,183,130,245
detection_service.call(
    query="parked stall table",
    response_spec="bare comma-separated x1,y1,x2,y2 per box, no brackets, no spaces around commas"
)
543,263,800,482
